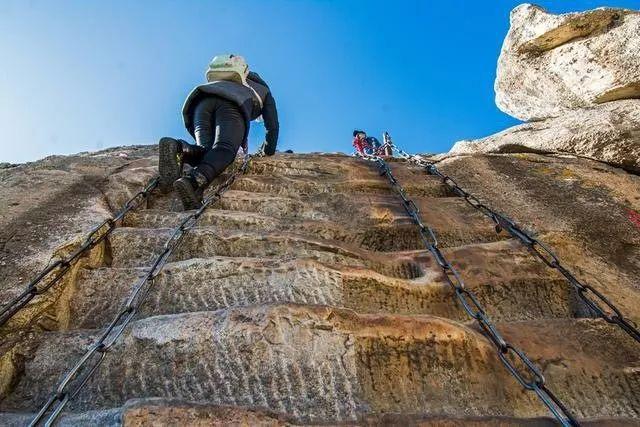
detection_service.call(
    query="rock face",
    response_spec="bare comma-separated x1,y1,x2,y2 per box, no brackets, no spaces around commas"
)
450,99,640,172
454,3,640,173
495,3,640,121
1,147,640,425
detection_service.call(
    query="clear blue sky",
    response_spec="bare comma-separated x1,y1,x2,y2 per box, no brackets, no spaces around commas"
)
1,0,638,163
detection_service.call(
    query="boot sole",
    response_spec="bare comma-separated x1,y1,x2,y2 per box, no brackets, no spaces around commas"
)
173,178,202,211
158,137,182,193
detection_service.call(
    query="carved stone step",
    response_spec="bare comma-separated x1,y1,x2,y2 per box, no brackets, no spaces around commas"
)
125,196,504,251
148,190,405,219
0,400,290,426
3,306,638,421
247,153,382,179
125,209,425,251
109,228,359,267
1,398,637,426
147,180,453,213
107,228,425,279
69,240,583,329
147,164,452,210
0,306,557,416
248,156,359,178
233,173,449,197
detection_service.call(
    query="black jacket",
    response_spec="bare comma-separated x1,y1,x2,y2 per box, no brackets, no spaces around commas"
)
182,71,279,154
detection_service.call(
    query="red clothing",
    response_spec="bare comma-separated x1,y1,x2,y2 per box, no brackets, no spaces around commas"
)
352,136,371,154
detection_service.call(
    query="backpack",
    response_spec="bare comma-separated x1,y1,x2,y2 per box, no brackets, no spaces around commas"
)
366,136,381,148
205,54,263,109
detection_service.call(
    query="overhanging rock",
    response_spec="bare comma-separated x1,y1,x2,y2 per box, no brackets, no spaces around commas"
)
495,3,640,121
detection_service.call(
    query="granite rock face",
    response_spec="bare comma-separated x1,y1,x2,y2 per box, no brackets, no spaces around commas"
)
454,3,640,173
450,99,640,172
495,3,640,121
1,147,639,425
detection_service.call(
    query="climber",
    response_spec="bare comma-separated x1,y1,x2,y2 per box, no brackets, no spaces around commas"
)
368,135,383,154
352,130,372,155
158,54,279,210
352,130,385,156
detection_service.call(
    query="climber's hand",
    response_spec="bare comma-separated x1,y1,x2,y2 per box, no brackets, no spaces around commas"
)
241,140,248,154
260,141,276,156
256,141,270,157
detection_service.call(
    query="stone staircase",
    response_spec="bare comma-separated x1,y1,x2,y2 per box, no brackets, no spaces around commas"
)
1,153,638,425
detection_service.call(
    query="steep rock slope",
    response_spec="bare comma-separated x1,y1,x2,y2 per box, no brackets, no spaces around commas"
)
1,148,639,425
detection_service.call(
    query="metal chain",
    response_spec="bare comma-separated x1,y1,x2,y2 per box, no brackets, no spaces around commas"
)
385,139,640,344
357,152,579,427
29,154,253,427
0,176,160,328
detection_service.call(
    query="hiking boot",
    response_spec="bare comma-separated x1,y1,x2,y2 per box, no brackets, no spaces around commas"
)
181,142,207,166
158,137,183,193
159,138,209,193
173,169,209,210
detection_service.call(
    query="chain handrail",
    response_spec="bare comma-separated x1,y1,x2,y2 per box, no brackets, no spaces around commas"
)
0,176,160,329
28,154,253,426
357,151,579,426
384,139,640,344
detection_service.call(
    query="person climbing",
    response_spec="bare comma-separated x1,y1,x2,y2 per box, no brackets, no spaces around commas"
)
352,130,385,156
352,130,372,155
158,54,279,210
367,135,383,154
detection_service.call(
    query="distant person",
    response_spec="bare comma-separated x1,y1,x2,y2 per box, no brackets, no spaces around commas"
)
352,130,385,156
159,54,279,209
352,130,372,155
367,135,383,154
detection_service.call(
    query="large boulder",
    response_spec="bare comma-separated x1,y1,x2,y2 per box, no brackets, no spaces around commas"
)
495,3,640,121
450,99,640,172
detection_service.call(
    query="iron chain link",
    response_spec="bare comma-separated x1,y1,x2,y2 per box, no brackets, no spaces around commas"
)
357,151,579,427
0,177,159,328
29,155,252,426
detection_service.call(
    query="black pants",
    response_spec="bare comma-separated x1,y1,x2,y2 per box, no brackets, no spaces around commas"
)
191,96,246,182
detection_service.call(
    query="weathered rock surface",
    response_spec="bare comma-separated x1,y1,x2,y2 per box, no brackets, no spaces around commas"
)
495,3,640,121
450,99,640,172
1,148,640,425
0,146,157,288
2,399,637,427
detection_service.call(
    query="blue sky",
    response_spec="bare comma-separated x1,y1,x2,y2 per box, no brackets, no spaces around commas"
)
1,0,638,163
